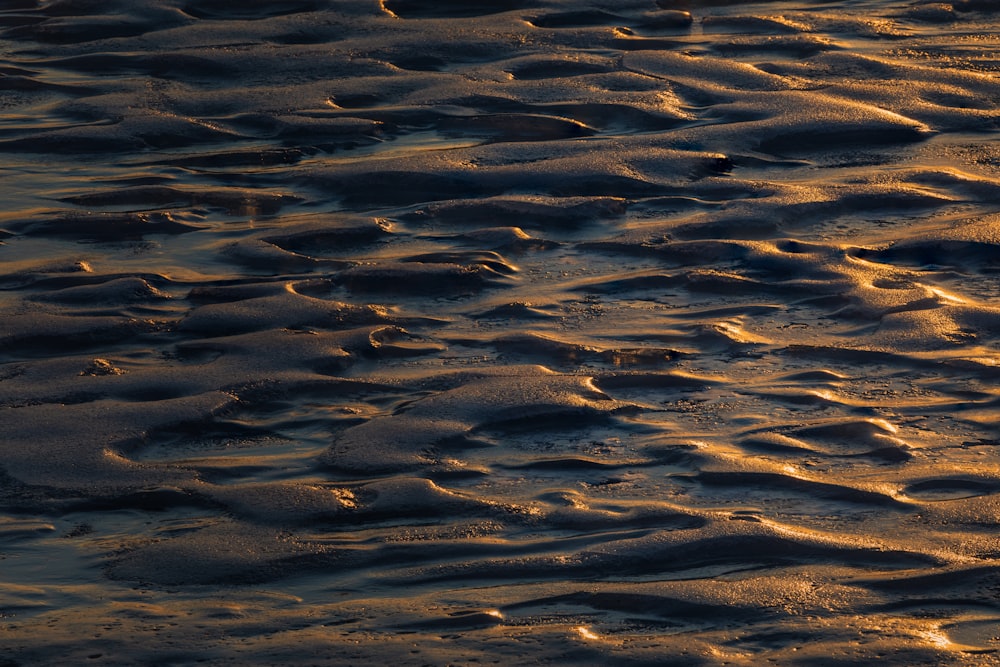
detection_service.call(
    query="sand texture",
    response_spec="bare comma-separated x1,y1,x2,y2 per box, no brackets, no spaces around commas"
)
2,0,1000,664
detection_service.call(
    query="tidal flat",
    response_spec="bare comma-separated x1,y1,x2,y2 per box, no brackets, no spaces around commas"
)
2,0,1000,664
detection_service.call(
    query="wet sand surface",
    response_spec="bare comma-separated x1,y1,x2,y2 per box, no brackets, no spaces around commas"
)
2,0,1000,664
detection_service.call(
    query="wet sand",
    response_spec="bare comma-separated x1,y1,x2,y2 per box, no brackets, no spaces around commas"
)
2,0,1000,664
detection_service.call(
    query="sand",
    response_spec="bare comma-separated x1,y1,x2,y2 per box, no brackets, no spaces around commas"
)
2,0,1000,664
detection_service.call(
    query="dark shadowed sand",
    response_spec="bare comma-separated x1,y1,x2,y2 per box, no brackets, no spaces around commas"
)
2,0,1000,664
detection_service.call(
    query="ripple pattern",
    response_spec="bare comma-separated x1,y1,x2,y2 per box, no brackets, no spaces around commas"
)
2,0,1000,664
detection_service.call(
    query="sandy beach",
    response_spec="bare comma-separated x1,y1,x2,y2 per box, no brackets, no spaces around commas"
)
2,0,1000,664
